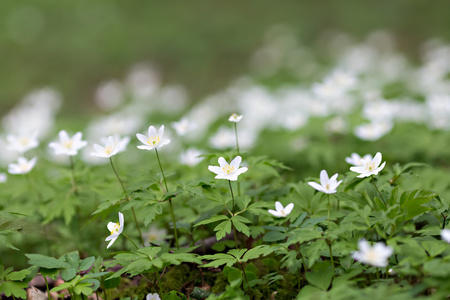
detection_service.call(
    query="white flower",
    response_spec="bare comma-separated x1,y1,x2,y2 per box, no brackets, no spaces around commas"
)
8,157,37,175
354,121,393,141
179,148,203,166
136,125,170,151
91,136,130,158
345,153,373,166
0,173,7,183
228,113,243,122
49,130,88,156
308,170,342,194
268,201,294,218
146,293,161,300
143,225,167,246
6,132,39,153
172,118,196,136
441,229,450,243
105,212,124,249
350,152,386,178
352,239,393,267
208,156,248,181
209,127,236,149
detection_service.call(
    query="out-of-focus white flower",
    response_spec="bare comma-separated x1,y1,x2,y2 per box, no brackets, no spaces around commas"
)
6,131,39,153
268,201,294,218
179,148,203,166
312,69,357,100
143,225,167,246
209,127,235,149
228,113,243,123
354,121,393,141
91,136,130,158
146,293,161,300
352,239,393,267
8,157,37,175
136,125,170,151
172,118,196,136
345,153,373,166
308,170,342,194
105,212,124,249
49,130,88,156
126,64,160,101
441,229,450,243
0,173,7,183
87,113,143,140
324,116,348,134
158,85,189,114
350,152,386,178
94,80,124,111
208,156,248,181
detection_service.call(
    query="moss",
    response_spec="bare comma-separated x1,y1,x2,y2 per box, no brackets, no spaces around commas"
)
161,264,191,292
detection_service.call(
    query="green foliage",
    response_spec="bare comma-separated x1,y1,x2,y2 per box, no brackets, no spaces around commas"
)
0,265,31,299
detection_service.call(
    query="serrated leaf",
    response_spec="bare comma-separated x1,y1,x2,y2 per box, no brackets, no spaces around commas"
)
26,254,71,269
291,212,308,227
231,217,250,237
214,220,232,240
142,203,163,226
201,253,236,268
79,257,95,271
242,245,273,262
194,215,229,227
0,281,28,298
5,269,31,281
263,231,288,242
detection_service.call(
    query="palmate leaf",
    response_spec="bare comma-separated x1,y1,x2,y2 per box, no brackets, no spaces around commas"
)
193,215,229,227
141,202,163,226
400,189,437,220
43,194,79,225
25,254,71,269
0,281,28,299
201,253,237,268
231,215,251,237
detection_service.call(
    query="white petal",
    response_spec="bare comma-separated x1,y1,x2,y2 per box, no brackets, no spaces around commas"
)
308,181,325,193
230,156,242,169
284,203,294,215
208,166,223,175
373,152,382,166
319,170,329,185
218,157,228,168
158,125,165,137
268,209,281,217
59,130,69,142
136,133,148,145
329,173,339,183
275,201,283,212
137,145,153,150
148,126,157,137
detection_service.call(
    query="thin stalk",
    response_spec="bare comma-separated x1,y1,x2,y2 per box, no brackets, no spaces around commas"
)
327,194,331,228
155,149,179,249
234,123,241,196
110,157,145,247
123,233,139,250
442,213,447,229
233,226,239,250
238,260,250,293
385,266,389,279
156,272,163,295
375,268,380,281
328,241,335,271
43,275,50,295
69,156,79,195
100,277,108,300
371,176,386,206
228,180,235,211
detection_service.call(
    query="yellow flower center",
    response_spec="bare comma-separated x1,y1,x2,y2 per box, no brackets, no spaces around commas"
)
105,146,113,154
63,140,73,149
366,249,377,263
325,184,330,190
280,209,285,216
110,222,120,234
365,162,376,172
222,164,235,174
19,138,30,146
147,136,161,145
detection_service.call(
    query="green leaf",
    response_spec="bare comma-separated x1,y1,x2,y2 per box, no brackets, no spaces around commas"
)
142,203,163,226
305,261,333,291
231,216,250,237
5,269,31,281
242,245,274,262
74,282,94,295
291,212,308,227
263,231,288,242
79,257,96,271
421,240,447,257
201,253,236,268
214,220,232,240
401,189,437,220
26,254,71,269
0,281,28,298
193,215,229,227
61,267,77,281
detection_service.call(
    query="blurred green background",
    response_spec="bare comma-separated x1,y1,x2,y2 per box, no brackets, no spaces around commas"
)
1,1,450,115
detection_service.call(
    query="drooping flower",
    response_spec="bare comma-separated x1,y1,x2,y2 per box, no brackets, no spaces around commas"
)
8,157,37,175
49,130,87,156
228,113,243,123
6,131,39,153
146,293,161,300
208,156,248,181
352,239,393,267
268,201,294,218
0,173,7,183
345,153,373,166
105,212,124,249
441,229,450,243
136,125,170,151
350,152,386,178
91,136,130,158
308,170,342,194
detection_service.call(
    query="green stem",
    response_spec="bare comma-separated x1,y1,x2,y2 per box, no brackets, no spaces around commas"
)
155,149,179,249
100,277,108,300
234,123,241,196
233,225,239,250
110,157,145,247
122,233,139,250
43,275,50,295
375,268,380,281
69,156,79,195
328,240,335,271
371,176,386,206
228,180,235,212
327,194,331,228
442,213,447,229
